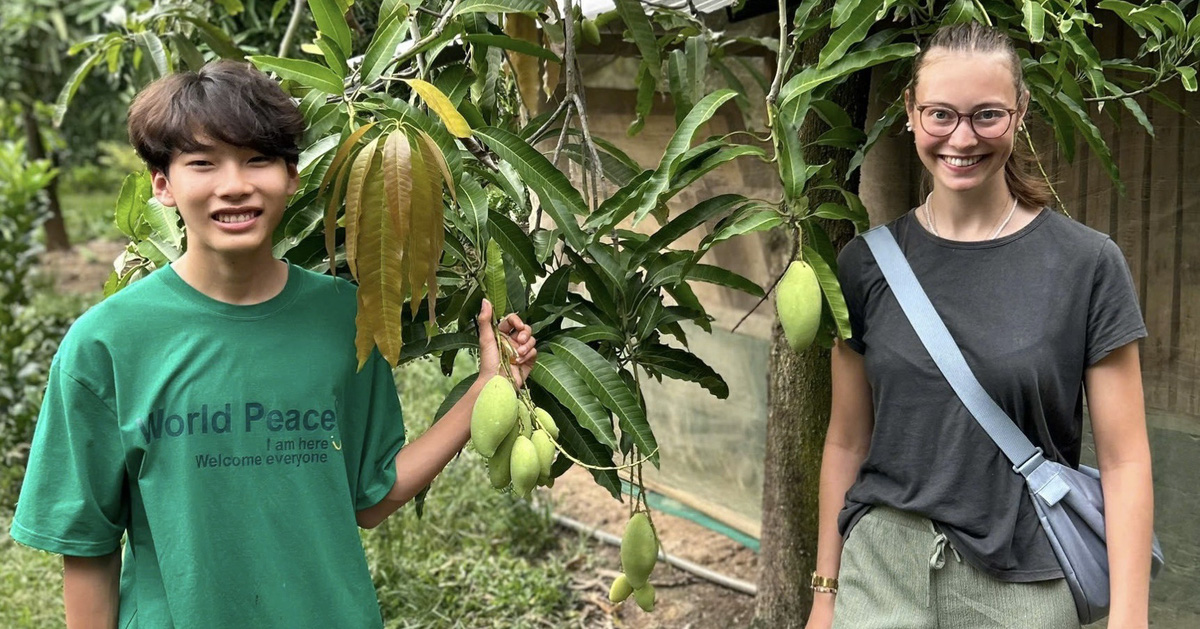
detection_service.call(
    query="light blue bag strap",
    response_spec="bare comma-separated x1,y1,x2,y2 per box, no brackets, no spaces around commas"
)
862,226,1051,481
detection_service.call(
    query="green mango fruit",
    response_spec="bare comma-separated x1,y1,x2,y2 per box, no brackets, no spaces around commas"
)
487,423,520,489
531,429,555,477
608,574,633,603
533,407,558,439
582,18,601,45
510,435,540,497
634,583,655,612
470,375,518,458
620,513,658,589
775,260,823,352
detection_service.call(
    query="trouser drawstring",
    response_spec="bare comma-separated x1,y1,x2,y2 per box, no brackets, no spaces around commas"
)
927,531,962,605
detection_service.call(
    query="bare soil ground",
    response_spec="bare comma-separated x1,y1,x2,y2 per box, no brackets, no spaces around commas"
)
549,468,759,629
42,241,763,629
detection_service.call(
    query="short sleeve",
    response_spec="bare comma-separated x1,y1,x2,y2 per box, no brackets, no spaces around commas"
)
836,237,870,354
343,352,406,510
10,358,128,557
1085,238,1147,366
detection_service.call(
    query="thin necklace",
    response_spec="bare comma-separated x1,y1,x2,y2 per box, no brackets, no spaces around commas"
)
923,193,1019,241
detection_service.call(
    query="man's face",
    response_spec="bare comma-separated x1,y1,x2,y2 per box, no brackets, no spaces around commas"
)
152,138,298,258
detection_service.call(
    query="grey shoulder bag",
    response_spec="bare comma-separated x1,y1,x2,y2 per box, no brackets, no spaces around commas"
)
862,226,1164,624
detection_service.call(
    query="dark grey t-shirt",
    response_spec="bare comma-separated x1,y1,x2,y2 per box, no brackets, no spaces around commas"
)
835,209,1147,582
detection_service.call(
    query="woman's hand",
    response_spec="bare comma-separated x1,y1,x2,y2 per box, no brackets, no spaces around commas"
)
476,299,537,388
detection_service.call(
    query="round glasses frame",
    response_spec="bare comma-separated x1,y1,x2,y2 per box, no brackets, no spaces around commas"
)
913,104,1019,139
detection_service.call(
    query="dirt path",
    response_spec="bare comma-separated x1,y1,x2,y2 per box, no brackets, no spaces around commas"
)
549,468,759,628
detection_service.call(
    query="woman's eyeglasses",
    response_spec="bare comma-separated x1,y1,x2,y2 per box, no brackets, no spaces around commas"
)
914,105,1019,139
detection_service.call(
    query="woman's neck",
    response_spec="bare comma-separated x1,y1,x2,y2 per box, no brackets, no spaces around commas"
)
926,178,1017,241
172,248,288,305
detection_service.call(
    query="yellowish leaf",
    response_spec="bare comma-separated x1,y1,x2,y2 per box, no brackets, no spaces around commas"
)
354,154,405,369
344,136,380,280
321,121,377,193
504,14,542,115
414,129,456,204
542,31,562,99
406,133,433,315
403,79,472,138
322,121,376,275
382,130,413,303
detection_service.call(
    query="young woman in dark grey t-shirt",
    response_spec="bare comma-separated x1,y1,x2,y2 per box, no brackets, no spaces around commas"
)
805,23,1155,629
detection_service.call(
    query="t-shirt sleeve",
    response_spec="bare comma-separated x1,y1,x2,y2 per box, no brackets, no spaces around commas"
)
344,352,406,510
10,357,128,557
1085,238,1147,366
836,237,869,354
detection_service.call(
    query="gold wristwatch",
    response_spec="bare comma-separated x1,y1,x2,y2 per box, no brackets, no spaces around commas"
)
810,572,838,594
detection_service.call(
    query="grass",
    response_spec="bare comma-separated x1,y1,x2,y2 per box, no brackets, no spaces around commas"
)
0,357,586,628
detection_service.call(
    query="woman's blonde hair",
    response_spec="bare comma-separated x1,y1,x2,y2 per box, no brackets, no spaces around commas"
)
907,23,1053,209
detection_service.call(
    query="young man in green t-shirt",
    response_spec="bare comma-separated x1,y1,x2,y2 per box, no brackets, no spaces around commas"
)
10,60,538,629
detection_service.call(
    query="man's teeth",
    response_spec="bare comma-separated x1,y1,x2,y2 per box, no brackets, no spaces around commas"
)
215,212,255,223
943,155,984,167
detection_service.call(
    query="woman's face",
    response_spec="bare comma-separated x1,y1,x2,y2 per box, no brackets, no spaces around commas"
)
905,50,1026,195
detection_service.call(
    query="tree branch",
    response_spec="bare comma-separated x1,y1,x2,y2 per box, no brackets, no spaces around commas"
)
277,0,306,58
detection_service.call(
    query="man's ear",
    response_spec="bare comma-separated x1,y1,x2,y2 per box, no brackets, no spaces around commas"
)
285,162,299,197
151,169,176,207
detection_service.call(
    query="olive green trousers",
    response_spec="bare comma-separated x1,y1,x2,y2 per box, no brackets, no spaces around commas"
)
832,506,1080,629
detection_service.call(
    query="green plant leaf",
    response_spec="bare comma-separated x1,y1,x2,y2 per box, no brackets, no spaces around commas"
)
474,126,587,250
633,90,738,225
135,32,172,76
802,245,851,340
684,264,764,297
307,0,352,58
249,55,345,94
830,0,862,28
636,344,728,399
615,0,661,82
314,35,349,78
698,204,784,249
179,16,244,58
559,325,625,344
780,43,918,104
1054,91,1121,190
531,353,618,449
113,172,151,240
819,0,885,69
530,386,621,498
144,198,184,251
634,194,746,264
1023,0,1047,42
463,34,561,62
1179,67,1197,92
549,338,658,467
53,50,105,126
361,11,408,84
454,0,547,14
488,210,540,283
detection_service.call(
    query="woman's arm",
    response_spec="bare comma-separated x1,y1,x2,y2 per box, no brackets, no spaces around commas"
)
806,340,875,628
63,550,121,629
1085,341,1154,629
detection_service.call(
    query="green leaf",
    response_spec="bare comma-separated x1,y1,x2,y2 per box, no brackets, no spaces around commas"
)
633,90,738,225
248,55,344,94
819,0,885,69
463,34,561,62
531,387,621,498
135,32,172,76
831,0,862,27
459,176,489,246
531,353,618,449
615,0,661,82
684,264,764,297
400,333,478,363
214,0,245,14
629,61,656,136
699,204,784,249
144,198,184,251
307,0,352,59
549,338,658,466
635,194,746,264
782,43,918,104
454,0,547,14
180,16,243,58
776,114,806,203
803,245,851,340
488,209,540,283
361,11,408,84
435,371,480,420
114,172,151,240
1054,92,1121,189
1023,0,1047,43
1179,67,1197,92
474,126,588,250
54,50,105,126
943,0,977,24
636,344,729,399
559,326,625,344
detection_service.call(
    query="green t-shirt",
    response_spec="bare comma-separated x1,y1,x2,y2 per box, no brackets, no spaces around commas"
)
10,263,406,628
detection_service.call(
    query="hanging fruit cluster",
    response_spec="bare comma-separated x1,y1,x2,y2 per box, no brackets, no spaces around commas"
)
609,512,660,612
470,239,560,497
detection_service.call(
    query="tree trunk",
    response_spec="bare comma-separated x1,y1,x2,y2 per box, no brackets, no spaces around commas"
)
752,14,870,628
23,105,70,252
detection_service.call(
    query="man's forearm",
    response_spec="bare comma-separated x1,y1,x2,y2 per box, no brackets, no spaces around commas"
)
64,550,121,629
356,376,487,527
